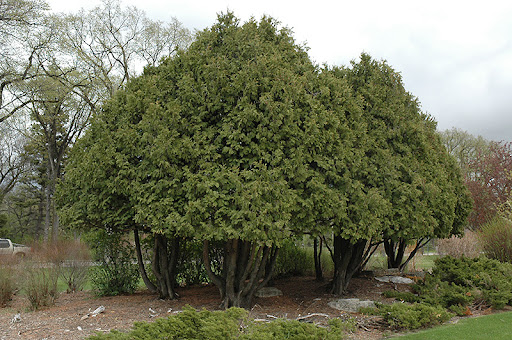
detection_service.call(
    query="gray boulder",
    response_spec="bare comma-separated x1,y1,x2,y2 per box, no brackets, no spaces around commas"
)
375,276,414,284
255,287,283,298
328,298,375,313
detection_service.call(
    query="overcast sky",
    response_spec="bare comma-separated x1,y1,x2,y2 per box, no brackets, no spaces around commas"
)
47,0,512,142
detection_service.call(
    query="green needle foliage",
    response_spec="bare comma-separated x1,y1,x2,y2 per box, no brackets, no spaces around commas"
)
87,306,355,340
381,256,512,324
57,12,472,306
323,55,472,292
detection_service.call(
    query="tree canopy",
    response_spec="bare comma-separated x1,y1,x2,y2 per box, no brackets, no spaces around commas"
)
59,13,343,306
315,55,472,287
58,13,472,304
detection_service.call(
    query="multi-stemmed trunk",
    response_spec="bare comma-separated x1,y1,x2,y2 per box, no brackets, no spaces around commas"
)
330,236,367,295
151,234,179,299
203,239,279,309
313,237,324,281
383,238,407,270
384,237,431,272
134,228,157,293
133,231,179,299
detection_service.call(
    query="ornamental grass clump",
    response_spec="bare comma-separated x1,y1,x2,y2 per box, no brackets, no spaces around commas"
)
0,265,16,307
22,259,60,310
479,216,512,263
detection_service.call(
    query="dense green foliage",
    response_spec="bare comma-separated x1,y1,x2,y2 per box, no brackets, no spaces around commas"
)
58,12,472,303
123,13,337,244
57,12,356,306
340,56,472,271
362,303,452,330
479,216,512,263
385,256,512,315
368,256,512,331
242,318,354,340
85,230,139,296
87,306,354,340
272,240,313,278
88,307,246,340
421,256,512,310
324,55,471,290
343,56,471,242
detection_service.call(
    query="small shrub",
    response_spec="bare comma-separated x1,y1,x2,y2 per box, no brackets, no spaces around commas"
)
328,317,357,334
88,306,247,339
438,230,481,258
362,303,453,330
430,256,512,309
33,240,91,293
273,240,313,278
17,243,65,310
479,217,512,263
382,290,422,303
0,265,16,307
386,256,512,313
57,240,90,293
242,318,352,340
87,306,355,339
85,230,139,296
89,265,139,297
22,260,59,310
175,240,211,286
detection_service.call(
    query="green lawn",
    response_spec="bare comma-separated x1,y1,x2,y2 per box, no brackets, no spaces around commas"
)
364,254,439,272
394,312,512,339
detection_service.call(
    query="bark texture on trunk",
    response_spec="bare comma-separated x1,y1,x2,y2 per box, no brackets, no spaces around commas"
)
151,234,179,299
330,236,367,295
383,238,406,270
314,237,324,282
203,239,279,309
384,237,431,272
134,228,157,293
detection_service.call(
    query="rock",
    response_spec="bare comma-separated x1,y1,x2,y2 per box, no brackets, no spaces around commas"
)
91,306,105,317
375,276,414,284
255,287,283,298
328,298,375,313
296,313,330,322
149,307,158,317
11,313,21,324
